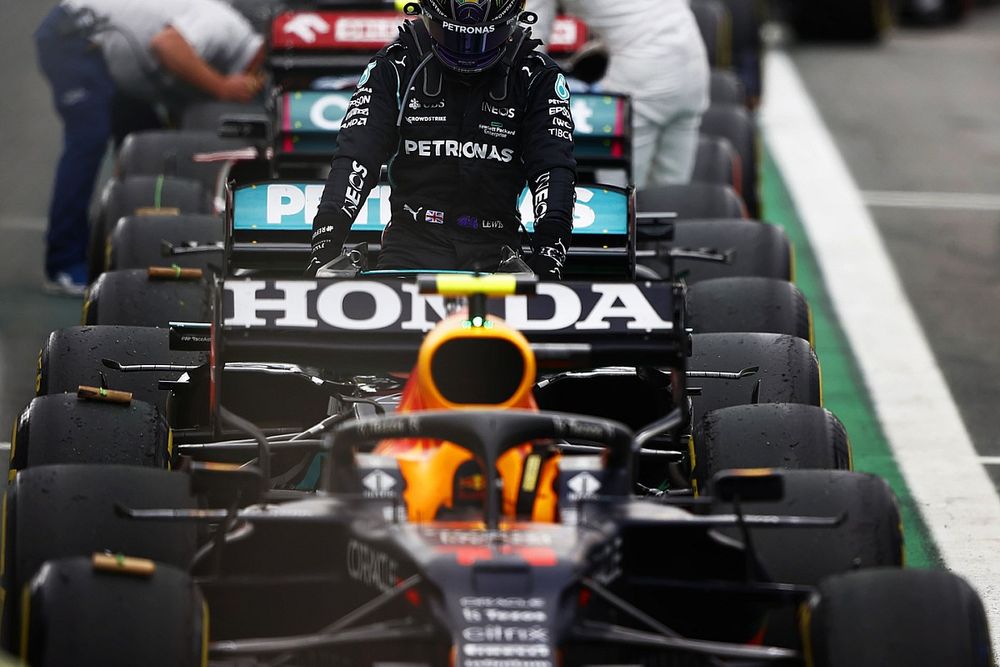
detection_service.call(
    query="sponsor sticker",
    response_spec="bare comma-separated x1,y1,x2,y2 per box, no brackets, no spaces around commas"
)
345,539,398,592
280,12,331,44
233,183,627,237
361,469,397,496
554,74,570,102
357,61,376,87
566,471,601,500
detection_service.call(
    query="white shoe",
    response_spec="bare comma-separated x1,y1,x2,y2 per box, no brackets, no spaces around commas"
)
42,271,87,297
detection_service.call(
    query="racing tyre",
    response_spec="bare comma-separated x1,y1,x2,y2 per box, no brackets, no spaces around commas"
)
180,100,266,131
107,214,223,272
712,470,903,645
690,0,732,67
21,557,206,666
789,0,894,42
691,404,850,493
686,277,811,342
1,465,197,649
805,568,994,667
721,0,764,104
83,269,211,328
89,176,212,281
10,394,171,473
701,104,759,218
756,471,903,585
36,325,205,413
691,136,741,193
900,0,970,24
637,184,747,220
639,219,793,284
117,130,250,192
689,332,821,415
710,68,747,107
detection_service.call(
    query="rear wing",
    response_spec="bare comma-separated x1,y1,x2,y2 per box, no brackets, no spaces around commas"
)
218,277,684,374
269,9,588,74
225,181,636,279
274,90,632,178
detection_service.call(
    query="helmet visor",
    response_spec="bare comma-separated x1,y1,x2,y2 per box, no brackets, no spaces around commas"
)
422,12,518,70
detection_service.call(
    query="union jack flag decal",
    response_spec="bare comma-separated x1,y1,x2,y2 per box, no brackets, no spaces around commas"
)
425,210,445,225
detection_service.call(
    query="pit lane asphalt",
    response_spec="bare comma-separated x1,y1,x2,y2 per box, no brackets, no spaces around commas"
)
787,7,1000,490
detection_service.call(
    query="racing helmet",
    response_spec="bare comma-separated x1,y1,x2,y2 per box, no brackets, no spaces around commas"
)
417,0,527,74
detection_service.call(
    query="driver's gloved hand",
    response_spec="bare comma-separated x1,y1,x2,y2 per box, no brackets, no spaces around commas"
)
306,212,349,277
528,243,566,280
305,239,341,277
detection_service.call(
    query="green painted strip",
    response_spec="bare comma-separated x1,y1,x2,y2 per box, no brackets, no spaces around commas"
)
154,174,164,210
762,149,941,569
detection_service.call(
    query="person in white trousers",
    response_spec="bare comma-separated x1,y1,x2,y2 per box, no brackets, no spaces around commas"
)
526,0,709,189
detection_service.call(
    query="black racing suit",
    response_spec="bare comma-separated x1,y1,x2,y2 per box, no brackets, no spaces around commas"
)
310,22,577,276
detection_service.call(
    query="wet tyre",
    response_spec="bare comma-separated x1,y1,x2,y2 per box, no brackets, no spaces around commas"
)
83,269,211,328
689,332,821,416
21,557,206,666
107,214,222,272
710,68,747,107
36,325,205,413
1,465,197,649
691,136,741,193
805,568,993,667
720,0,764,104
638,219,793,284
117,130,249,193
637,184,747,220
701,104,759,218
900,0,969,24
10,394,171,474
686,277,811,342
789,0,894,42
691,404,851,493
690,0,732,67
711,470,903,644
712,470,903,580
89,176,211,281
180,100,266,131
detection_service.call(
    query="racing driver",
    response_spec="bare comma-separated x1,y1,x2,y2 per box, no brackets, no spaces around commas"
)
307,0,577,279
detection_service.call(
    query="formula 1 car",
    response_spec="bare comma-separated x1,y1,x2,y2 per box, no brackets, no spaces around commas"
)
6,271,992,665
6,172,939,664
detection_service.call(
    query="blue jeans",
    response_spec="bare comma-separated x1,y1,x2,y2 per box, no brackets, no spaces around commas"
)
35,6,163,276
35,5,116,276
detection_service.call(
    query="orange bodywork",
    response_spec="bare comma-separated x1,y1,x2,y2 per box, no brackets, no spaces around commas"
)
375,314,560,523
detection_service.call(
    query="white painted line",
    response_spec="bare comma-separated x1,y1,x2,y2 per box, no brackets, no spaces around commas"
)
979,457,1000,466
763,51,1000,651
863,190,1000,212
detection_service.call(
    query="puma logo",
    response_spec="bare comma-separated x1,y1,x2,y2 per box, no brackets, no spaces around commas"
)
403,204,424,222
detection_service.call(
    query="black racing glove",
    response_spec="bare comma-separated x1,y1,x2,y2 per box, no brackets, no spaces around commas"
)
305,211,351,277
528,240,567,280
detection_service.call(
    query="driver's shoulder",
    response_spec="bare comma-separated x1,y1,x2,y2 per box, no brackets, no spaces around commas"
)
519,49,565,86
372,38,415,74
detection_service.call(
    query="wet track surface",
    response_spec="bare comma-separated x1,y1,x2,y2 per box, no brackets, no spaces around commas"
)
0,2,998,521
790,7,1000,487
